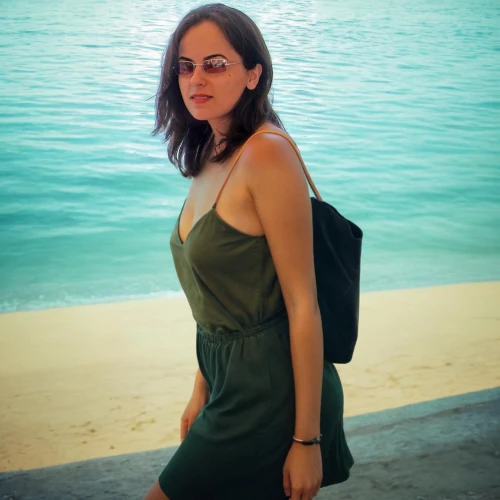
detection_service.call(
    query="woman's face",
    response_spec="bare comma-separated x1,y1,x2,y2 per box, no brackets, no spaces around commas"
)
177,21,262,129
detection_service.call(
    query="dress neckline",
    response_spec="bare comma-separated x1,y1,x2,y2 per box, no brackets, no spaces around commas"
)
176,201,216,245
175,200,264,247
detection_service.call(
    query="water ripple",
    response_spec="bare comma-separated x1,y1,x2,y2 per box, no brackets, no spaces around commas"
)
1,0,499,311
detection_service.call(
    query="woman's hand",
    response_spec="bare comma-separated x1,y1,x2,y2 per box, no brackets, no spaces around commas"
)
283,442,323,499
180,386,209,441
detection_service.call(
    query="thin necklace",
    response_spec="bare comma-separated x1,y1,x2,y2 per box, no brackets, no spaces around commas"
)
214,137,224,155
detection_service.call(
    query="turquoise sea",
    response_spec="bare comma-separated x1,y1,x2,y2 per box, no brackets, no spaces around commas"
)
1,0,499,313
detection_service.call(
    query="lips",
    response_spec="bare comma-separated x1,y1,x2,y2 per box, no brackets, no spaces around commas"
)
191,94,212,99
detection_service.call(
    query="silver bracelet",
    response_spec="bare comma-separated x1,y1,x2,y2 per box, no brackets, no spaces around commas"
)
292,434,322,446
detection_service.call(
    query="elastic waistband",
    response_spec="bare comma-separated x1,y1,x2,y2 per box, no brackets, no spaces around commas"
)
196,310,289,343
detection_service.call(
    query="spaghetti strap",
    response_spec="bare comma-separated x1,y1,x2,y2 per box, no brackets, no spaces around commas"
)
213,129,322,207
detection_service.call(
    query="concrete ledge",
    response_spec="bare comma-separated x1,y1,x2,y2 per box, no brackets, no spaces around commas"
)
1,387,499,500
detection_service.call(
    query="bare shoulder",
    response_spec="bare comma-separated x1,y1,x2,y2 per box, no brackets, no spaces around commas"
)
239,125,305,188
243,124,299,163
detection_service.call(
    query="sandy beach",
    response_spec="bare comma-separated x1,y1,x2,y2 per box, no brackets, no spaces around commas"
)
1,281,499,473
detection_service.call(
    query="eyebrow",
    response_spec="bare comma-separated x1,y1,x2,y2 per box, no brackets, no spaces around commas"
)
178,53,227,62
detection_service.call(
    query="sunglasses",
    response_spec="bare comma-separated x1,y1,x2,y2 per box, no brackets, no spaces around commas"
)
173,58,243,76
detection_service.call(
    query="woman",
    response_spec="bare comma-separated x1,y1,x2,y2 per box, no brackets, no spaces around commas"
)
145,3,354,499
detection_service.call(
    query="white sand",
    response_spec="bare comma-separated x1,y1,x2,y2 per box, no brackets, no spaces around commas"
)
0,281,499,472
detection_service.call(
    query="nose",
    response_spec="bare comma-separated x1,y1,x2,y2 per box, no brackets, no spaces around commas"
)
190,64,206,86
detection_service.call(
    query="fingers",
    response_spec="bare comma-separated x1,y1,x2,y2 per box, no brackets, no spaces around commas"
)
290,488,311,500
286,484,321,500
284,470,321,499
283,469,291,498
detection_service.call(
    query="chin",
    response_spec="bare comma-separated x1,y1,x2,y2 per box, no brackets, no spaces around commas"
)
190,113,213,123
189,108,217,121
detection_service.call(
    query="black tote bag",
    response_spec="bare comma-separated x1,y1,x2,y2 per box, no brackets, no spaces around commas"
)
311,196,363,363
255,130,363,364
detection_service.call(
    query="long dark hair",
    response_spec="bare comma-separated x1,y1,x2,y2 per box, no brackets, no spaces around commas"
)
151,3,285,178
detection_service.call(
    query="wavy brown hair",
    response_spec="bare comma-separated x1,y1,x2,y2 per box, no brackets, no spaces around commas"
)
151,3,285,178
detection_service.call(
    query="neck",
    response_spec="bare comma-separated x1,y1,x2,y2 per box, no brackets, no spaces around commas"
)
208,117,230,146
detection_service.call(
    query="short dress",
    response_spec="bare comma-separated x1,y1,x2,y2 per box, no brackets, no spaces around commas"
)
158,131,354,500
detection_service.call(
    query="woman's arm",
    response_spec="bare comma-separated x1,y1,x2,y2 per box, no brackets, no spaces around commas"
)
180,367,209,441
285,303,323,440
193,367,209,397
246,132,323,498
245,132,323,441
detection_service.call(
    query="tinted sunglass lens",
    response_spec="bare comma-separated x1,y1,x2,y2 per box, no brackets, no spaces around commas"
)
176,61,194,75
203,59,226,74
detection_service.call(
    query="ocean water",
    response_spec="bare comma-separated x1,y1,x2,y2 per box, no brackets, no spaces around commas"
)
0,0,499,313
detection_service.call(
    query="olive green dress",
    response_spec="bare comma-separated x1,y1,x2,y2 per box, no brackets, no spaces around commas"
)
158,130,354,500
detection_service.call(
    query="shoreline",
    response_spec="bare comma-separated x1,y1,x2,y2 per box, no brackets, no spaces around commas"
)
1,280,499,472
2,277,499,316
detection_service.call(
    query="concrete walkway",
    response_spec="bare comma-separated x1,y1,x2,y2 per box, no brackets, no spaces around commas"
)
1,387,499,500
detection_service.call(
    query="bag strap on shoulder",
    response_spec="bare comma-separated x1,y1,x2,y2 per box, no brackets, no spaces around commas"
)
214,129,322,206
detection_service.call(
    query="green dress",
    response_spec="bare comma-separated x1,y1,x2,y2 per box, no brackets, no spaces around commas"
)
158,131,354,500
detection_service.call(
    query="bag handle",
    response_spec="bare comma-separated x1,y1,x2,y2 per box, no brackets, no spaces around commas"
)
215,129,322,206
